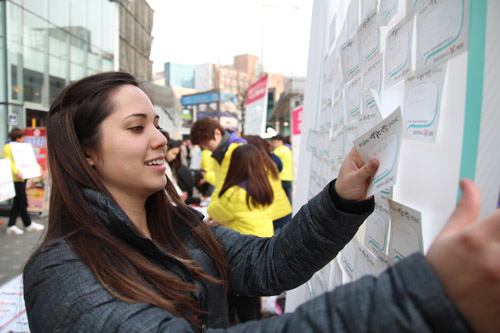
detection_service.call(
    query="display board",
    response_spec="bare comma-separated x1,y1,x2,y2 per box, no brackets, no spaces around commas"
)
286,0,500,312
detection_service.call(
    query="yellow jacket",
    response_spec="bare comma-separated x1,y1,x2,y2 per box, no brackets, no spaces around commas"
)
274,145,293,181
2,143,22,182
210,142,243,201
207,185,274,237
200,149,218,186
268,172,292,220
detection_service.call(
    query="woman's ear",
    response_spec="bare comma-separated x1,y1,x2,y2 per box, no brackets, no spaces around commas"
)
85,150,96,166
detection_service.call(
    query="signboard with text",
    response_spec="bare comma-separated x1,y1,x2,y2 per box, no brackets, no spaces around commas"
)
244,75,268,136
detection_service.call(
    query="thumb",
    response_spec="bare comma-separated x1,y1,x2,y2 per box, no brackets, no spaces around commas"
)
443,179,481,233
359,158,379,178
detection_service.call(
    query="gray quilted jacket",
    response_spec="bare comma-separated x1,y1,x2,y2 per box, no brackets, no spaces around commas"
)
23,181,472,332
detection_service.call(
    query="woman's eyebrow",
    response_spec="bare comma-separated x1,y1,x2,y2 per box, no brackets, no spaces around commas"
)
123,113,147,120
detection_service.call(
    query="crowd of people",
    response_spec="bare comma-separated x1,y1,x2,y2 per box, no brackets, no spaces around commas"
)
14,72,500,332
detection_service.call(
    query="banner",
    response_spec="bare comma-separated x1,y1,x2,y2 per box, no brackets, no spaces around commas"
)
9,142,41,179
244,75,268,136
0,158,16,202
24,127,48,215
292,106,304,135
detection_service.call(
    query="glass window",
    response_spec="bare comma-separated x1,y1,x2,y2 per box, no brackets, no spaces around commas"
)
87,51,101,73
49,73,65,104
49,0,69,28
102,1,115,55
87,0,102,49
23,10,47,104
7,2,23,103
102,54,114,72
48,27,68,103
70,0,86,32
70,62,85,82
24,0,48,20
49,27,69,59
70,35,86,67
0,2,6,103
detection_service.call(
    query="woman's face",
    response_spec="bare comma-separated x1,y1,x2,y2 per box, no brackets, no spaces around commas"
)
86,84,167,202
165,147,180,162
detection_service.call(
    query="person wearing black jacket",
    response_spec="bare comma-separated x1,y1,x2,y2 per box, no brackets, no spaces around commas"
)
167,139,200,205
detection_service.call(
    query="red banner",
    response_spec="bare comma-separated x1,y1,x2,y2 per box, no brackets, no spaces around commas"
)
24,127,47,172
292,106,303,135
246,75,268,105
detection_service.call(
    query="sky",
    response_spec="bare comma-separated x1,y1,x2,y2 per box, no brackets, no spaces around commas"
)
146,0,313,77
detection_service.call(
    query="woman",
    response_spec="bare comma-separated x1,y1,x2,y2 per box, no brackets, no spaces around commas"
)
207,144,274,323
244,135,292,233
2,128,44,235
163,136,197,204
23,72,500,332
208,145,274,237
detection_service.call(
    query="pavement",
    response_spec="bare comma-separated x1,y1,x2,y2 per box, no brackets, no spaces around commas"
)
0,214,46,332
0,215,48,286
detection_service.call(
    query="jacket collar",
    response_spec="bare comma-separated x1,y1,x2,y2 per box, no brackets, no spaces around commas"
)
211,131,231,164
82,188,201,243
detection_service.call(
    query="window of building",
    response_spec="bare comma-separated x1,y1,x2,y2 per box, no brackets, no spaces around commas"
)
24,0,48,20
7,2,23,103
23,10,47,105
49,0,69,29
0,2,6,103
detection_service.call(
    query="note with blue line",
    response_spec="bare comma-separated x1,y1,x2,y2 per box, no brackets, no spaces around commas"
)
353,107,403,197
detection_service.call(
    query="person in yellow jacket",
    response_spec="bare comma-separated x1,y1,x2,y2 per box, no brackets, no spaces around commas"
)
207,144,274,324
244,135,292,233
2,128,45,235
190,117,246,202
271,134,293,203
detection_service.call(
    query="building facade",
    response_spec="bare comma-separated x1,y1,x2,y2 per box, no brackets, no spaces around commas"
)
0,0,117,141
0,0,156,143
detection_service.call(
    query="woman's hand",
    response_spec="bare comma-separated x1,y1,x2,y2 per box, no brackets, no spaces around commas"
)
335,148,379,201
426,179,500,332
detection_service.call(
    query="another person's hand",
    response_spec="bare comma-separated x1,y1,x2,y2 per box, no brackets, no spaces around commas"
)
16,171,23,179
335,148,379,201
180,192,188,202
426,179,500,332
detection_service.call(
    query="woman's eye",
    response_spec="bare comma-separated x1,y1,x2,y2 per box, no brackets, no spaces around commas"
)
130,126,144,132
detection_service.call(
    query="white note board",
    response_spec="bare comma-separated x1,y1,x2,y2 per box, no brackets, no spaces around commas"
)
286,0,500,313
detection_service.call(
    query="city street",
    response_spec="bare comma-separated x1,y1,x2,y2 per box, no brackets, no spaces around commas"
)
0,215,46,332
0,216,47,286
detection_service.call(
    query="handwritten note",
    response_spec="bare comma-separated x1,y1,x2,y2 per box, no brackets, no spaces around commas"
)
0,158,16,202
416,0,469,73
404,64,447,142
341,38,360,81
362,54,383,112
385,17,414,87
340,237,359,281
364,192,391,255
353,107,403,197
388,199,423,261
358,10,380,69
346,0,360,38
10,142,41,179
345,76,362,122
381,0,399,25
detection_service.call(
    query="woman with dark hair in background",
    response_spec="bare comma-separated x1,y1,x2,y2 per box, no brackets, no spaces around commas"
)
207,144,274,324
23,71,500,332
165,138,198,204
244,135,292,233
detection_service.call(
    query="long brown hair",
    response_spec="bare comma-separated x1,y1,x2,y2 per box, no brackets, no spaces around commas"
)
219,145,273,209
243,135,279,179
166,139,182,178
28,72,227,328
